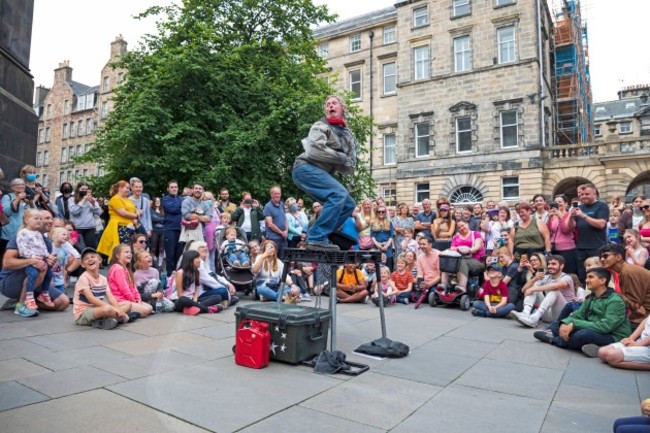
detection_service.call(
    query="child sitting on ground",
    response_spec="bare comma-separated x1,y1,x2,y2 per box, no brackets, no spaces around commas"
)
391,256,414,305
73,248,130,329
133,250,175,312
220,227,250,267
470,264,513,318
371,266,398,307
400,228,419,255
362,261,378,297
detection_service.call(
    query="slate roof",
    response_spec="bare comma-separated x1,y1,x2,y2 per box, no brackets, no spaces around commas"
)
70,81,95,96
593,98,648,122
313,6,397,39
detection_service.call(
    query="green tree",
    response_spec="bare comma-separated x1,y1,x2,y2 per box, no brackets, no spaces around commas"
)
81,0,375,201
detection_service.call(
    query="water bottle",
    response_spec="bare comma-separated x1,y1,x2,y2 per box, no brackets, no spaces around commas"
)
155,298,163,314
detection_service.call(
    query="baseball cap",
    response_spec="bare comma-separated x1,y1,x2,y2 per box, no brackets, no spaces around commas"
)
487,264,503,273
81,247,98,260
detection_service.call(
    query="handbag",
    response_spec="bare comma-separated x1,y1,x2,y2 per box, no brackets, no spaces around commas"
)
118,225,136,244
358,234,373,250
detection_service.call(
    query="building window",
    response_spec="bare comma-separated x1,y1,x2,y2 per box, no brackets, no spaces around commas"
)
454,36,472,72
59,172,64,187
86,119,93,135
318,43,329,59
383,62,396,95
38,129,44,144
497,26,516,64
117,72,125,85
415,122,430,157
413,6,429,27
502,177,520,200
75,169,80,179
384,134,396,165
70,122,76,137
349,70,361,100
495,0,515,6
45,127,51,143
500,110,518,148
98,168,105,177
103,76,110,92
413,45,430,80
43,150,49,166
85,94,94,110
349,34,361,52
62,123,69,139
453,0,471,17
67,171,72,182
76,144,83,156
383,25,396,44
101,102,109,119
69,146,74,159
36,152,42,167
41,174,48,188
641,118,650,136
456,117,472,153
64,100,70,114
85,143,92,153
78,120,84,135
83,169,88,177
594,124,601,137
383,186,397,205
450,186,483,204
620,122,633,134
416,183,430,202
46,104,52,119
61,147,68,163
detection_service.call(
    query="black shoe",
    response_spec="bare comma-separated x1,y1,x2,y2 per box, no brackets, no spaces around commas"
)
128,312,141,323
306,241,340,251
92,318,118,330
229,296,240,307
581,343,600,358
533,330,554,344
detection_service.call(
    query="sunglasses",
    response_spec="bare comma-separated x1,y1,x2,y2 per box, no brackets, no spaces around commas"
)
600,253,612,259
377,210,386,214
137,240,147,244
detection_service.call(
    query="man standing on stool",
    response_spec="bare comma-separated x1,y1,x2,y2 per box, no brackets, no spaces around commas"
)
293,95,357,251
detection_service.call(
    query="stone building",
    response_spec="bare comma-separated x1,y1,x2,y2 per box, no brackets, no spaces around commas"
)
34,36,127,194
315,1,650,205
0,0,37,184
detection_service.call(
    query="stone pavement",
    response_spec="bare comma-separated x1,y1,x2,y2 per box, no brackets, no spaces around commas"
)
0,296,647,433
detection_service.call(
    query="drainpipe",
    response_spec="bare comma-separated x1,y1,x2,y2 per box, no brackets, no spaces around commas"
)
368,30,375,180
536,0,546,147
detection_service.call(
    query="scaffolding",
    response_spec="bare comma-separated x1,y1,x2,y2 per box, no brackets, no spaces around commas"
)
552,0,593,145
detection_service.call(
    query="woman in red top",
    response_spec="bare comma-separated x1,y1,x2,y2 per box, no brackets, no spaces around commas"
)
107,244,153,318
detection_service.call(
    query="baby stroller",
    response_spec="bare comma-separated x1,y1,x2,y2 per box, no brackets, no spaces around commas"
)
213,226,255,295
428,251,484,310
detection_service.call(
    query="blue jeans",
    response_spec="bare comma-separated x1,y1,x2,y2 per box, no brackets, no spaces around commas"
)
550,326,616,349
256,281,291,301
164,230,181,276
199,286,229,302
613,416,650,433
25,266,52,297
473,300,515,318
292,164,356,243
228,251,249,264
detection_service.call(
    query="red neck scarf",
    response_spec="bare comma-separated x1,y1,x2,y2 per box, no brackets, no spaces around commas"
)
326,117,347,128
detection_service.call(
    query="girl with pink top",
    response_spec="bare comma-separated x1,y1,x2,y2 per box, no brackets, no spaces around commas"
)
107,244,153,318
547,194,577,274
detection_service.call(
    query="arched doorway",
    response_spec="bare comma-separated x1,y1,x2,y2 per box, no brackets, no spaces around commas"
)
626,171,650,203
552,176,591,203
450,186,484,205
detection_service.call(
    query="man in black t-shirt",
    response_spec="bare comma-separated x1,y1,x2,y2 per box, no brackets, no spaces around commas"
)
496,247,525,311
567,183,609,283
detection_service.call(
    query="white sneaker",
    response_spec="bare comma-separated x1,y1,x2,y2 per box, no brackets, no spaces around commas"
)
508,310,520,321
301,293,312,302
515,313,539,328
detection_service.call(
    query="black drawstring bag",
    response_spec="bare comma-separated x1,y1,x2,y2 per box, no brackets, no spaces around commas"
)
355,337,410,358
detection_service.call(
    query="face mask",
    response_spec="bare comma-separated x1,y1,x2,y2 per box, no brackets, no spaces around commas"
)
205,200,213,208
26,174,37,182
289,204,298,212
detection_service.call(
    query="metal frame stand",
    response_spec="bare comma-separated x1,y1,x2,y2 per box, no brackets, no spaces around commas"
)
278,249,385,351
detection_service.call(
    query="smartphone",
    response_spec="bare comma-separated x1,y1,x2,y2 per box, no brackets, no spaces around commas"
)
265,244,273,251
520,254,528,263
537,268,545,274
79,190,88,197
549,203,558,210
572,202,579,208
244,198,253,205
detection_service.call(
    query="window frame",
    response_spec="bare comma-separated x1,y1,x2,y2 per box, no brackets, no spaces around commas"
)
620,121,633,134
62,123,69,139
415,183,430,203
497,26,516,64
349,69,362,101
415,122,430,158
502,176,520,200
383,62,396,95
454,35,472,73
318,43,329,59
452,0,471,17
61,147,68,163
103,76,110,92
383,25,396,44
495,0,516,6
101,101,109,119
413,6,429,28
594,124,601,137
384,133,396,165
43,150,49,166
500,110,518,148
349,34,361,53
456,116,472,153
45,127,51,143
413,45,430,80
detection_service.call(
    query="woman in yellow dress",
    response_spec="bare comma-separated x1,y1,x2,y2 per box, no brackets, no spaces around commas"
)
97,181,141,257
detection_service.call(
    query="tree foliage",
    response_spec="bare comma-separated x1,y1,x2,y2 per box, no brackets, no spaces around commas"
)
81,0,375,201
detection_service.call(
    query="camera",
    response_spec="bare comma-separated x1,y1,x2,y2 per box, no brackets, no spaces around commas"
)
549,203,558,209
244,198,253,205
572,202,579,208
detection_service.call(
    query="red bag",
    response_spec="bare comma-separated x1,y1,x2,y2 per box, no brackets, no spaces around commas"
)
235,320,271,369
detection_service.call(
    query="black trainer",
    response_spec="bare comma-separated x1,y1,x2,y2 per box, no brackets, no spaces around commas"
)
533,329,554,344
128,312,141,323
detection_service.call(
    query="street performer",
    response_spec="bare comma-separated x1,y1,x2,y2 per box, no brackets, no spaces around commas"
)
292,95,357,251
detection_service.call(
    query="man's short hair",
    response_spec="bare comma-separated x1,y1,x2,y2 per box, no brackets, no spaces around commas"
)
587,267,611,287
129,177,142,186
600,243,626,258
418,235,432,244
547,255,565,266
168,180,178,187
464,204,474,212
